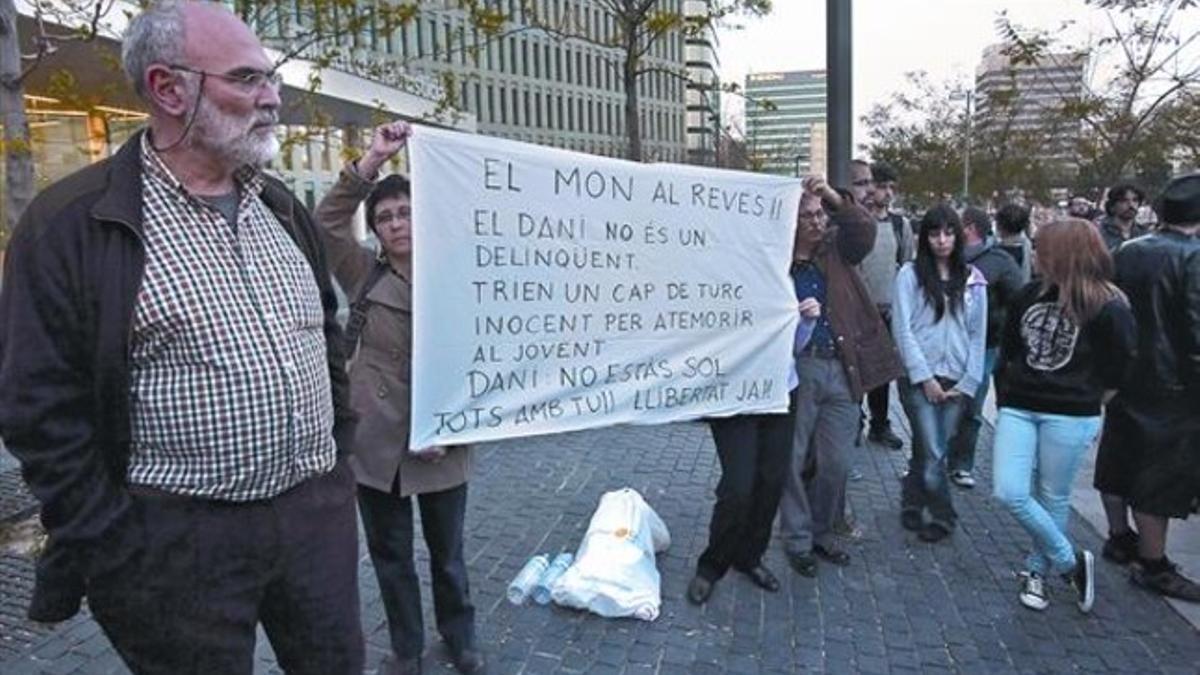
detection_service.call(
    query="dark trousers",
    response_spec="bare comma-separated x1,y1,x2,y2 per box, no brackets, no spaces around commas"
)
87,461,364,675
358,481,475,660
697,400,796,581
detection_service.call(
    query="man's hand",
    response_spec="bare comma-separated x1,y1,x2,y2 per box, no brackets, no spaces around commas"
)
798,297,822,319
357,121,412,181
802,175,841,208
410,446,446,463
921,378,946,404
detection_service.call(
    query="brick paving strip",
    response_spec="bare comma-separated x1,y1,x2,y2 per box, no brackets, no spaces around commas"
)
1,413,1198,674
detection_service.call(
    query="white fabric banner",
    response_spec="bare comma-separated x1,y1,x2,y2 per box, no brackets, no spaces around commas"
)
408,126,802,448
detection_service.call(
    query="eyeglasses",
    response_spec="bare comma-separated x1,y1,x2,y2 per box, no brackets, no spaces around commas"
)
851,179,873,187
168,64,283,92
797,210,826,222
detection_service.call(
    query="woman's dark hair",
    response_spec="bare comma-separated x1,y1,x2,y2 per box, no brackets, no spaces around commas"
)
1103,182,1145,216
914,204,968,320
364,174,411,233
994,203,1030,236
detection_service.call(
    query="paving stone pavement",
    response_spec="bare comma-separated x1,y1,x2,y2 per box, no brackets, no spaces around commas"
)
1,407,1198,674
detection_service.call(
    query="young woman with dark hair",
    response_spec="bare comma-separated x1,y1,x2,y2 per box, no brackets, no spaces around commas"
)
892,205,988,543
992,218,1135,613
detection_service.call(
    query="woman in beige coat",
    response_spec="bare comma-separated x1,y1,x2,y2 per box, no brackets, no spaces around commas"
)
316,121,483,675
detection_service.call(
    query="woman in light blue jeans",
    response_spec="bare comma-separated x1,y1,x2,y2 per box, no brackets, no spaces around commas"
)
892,205,987,543
991,219,1136,613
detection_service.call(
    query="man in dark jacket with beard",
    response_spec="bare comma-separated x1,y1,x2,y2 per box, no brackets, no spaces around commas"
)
0,2,363,672
1093,174,1200,602
947,207,1024,488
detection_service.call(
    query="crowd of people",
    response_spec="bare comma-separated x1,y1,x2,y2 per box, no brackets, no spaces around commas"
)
0,3,1197,675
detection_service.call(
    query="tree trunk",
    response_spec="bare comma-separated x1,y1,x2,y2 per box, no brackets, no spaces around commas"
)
622,25,640,162
0,0,34,254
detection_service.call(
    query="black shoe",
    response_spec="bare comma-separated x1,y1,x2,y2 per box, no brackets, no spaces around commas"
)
900,509,923,532
686,575,714,605
1102,530,1139,565
868,425,904,450
1132,558,1200,602
380,654,422,675
1062,550,1095,613
918,522,951,543
813,543,851,566
787,552,817,577
738,564,781,592
450,648,487,675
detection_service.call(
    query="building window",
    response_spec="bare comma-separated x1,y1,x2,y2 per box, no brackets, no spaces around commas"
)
521,38,529,77
487,85,495,123
535,92,543,128
510,39,518,75
523,90,531,127
567,95,574,131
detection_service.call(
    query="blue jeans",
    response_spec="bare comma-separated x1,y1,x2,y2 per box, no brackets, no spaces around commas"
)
948,348,998,473
992,408,1102,575
899,380,966,530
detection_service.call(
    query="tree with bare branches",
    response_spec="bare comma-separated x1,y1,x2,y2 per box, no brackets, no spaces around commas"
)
997,0,1200,189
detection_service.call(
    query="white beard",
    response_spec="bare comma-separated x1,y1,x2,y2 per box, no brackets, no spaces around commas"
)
188,94,280,168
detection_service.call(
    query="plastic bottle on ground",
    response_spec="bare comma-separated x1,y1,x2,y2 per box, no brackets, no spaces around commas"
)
507,554,549,605
532,552,575,605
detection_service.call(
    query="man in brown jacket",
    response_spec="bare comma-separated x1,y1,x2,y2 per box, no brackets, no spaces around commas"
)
778,182,905,576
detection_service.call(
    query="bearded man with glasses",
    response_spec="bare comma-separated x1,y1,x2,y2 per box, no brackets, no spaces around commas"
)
0,2,363,673
776,181,904,577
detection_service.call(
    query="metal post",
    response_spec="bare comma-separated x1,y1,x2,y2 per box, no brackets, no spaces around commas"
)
963,90,973,201
826,0,852,187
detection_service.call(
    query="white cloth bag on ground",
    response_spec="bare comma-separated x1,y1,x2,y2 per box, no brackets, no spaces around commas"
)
551,488,671,621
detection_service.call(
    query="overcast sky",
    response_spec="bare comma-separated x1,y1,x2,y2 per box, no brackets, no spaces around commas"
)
715,0,1197,153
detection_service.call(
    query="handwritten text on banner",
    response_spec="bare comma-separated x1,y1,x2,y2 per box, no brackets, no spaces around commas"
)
408,126,802,448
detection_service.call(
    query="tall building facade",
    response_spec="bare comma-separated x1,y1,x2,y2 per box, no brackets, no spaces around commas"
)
974,44,1086,176
1,0,468,234
394,0,689,161
684,0,721,166
743,69,827,176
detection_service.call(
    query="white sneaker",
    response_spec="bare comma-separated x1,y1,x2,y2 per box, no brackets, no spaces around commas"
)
1018,572,1049,611
951,471,976,488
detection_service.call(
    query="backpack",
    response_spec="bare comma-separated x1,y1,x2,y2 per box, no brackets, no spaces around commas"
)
889,213,907,266
341,259,390,363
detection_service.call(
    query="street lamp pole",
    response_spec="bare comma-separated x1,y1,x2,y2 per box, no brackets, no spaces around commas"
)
963,89,973,201
827,0,852,187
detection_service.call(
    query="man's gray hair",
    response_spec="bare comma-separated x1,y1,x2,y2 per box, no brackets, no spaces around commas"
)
121,0,187,98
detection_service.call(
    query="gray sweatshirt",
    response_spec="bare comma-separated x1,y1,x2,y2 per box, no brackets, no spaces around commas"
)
891,262,988,397
858,213,914,308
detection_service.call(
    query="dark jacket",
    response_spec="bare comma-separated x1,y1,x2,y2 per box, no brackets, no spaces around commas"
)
965,237,1025,348
0,131,355,618
816,206,905,398
1099,215,1150,253
995,283,1136,416
1112,229,1200,402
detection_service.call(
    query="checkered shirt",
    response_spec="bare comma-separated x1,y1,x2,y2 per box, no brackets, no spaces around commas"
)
126,136,336,500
